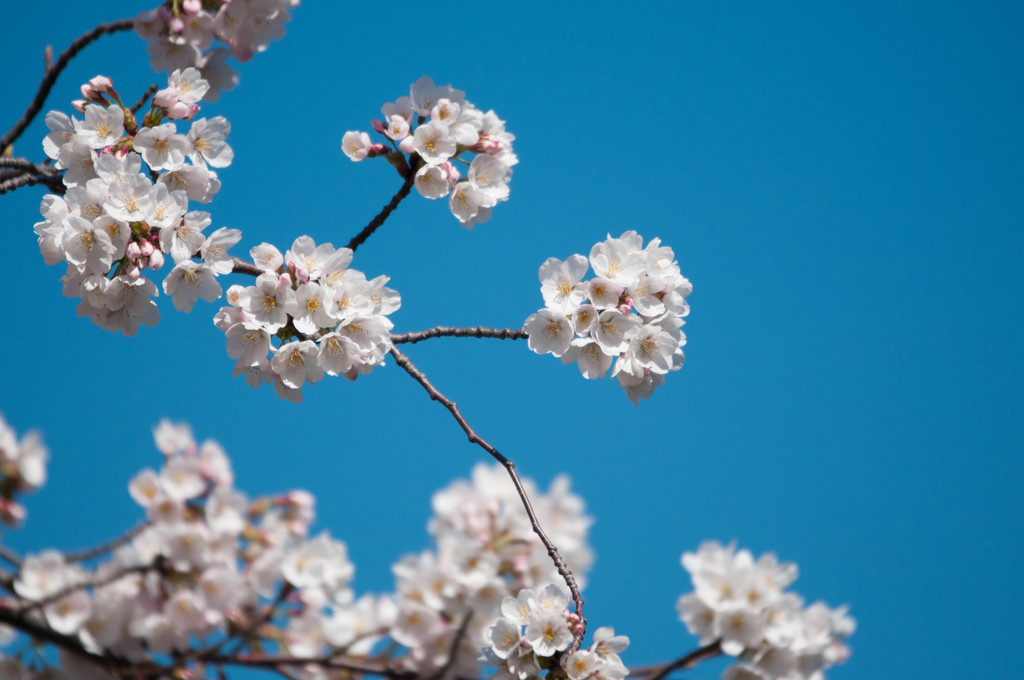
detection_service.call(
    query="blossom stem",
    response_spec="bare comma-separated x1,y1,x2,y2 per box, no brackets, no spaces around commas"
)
64,520,149,563
390,326,527,345
345,156,422,253
0,18,135,154
626,640,723,680
388,346,588,651
130,83,159,114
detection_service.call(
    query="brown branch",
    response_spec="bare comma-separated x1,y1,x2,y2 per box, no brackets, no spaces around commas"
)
627,641,723,680
388,346,587,651
0,18,135,154
0,545,22,568
131,83,159,114
427,609,473,680
204,653,417,678
65,520,148,563
391,326,527,345
230,258,264,277
345,156,420,253
16,559,162,615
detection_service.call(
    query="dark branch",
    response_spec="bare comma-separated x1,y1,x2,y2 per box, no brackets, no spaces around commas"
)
345,156,421,253
391,326,527,345
428,610,473,680
0,545,22,568
17,559,162,615
627,641,723,680
389,346,587,651
205,653,418,678
65,520,148,563
0,18,135,154
131,83,159,114
230,258,264,277
0,168,64,195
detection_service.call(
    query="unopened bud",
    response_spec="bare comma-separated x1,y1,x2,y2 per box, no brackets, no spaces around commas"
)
371,118,387,134
140,240,155,257
126,242,142,259
149,250,165,270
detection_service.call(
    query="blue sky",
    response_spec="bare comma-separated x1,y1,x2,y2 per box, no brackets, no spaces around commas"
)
2,2,1022,679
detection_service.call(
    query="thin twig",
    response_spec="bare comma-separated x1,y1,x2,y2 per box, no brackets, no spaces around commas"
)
388,346,587,651
231,258,264,277
627,641,723,680
345,158,420,253
0,545,22,568
0,18,135,154
391,326,527,345
65,520,148,563
204,653,417,678
16,559,162,615
428,609,473,680
131,83,159,114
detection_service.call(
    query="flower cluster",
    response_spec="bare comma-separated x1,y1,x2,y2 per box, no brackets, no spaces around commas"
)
213,235,400,402
483,584,630,680
135,0,299,102
343,76,517,229
524,231,692,405
0,415,48,527
33,70,237,336
9,419,327,665
677,541,855,680
0,418,597,680
385,464,594,678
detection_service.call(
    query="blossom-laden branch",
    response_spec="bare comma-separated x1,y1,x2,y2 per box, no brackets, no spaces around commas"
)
345,157,420,253
64,520,149,563
0,18,134,154
388,346,588,652
14,558,165,615
627,641,723,680
391,326,527,345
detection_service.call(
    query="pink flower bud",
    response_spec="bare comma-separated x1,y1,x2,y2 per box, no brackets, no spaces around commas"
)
88,75,115,96
126,263,141,280
399,136,416,154
470,133,504,155
126,242,142,259
149,250,165,270
442,161,460,184
371,118,387,133
278,273,293,288
80,84,101,102
138,256,149,270
153,87,178,108
367,143,389,158
617,298,634,315
71,99,87,113
140,240,155,257
0,498,26,526
183,0,202,13
168,16,185,32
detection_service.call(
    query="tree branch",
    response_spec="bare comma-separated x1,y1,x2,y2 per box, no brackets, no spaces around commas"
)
16,559,163,615
391,326,527,345
65,520,148,563
0,18,135,154
388,346,587,651
0,544,23,568
205,653,418,678
345,156,421,253
627,641,723,680
130,83,159,114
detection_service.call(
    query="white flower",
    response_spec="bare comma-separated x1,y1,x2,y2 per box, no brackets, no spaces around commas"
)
163,261,221,312
200,227,242,274
539,255,589,312
186,117,233,168
412,120,457,165
524,611,571,657
160,211,210,264
133,123,190,171
414,164,451,199
341,130,371,161
271,340,324,389
75,104,124,149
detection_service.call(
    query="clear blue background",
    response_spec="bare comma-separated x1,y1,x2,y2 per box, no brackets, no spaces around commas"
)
2,2,1022,679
